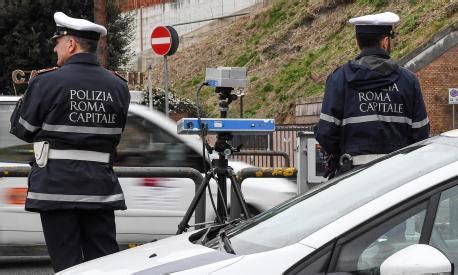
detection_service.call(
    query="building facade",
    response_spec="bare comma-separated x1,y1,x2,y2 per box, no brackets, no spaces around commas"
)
400,23,458,135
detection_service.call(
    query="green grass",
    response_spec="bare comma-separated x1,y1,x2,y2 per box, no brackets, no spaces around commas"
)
232,50,256,67
262,1,288,29
244,102,263,117
356,0,388,7
399,14,419,35
177,75,204,96
262,82,274,93
170,0,456,119
305,83,325,96
274,45,329,94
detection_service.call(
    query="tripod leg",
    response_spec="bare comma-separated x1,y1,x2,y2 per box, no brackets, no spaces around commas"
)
228,170,250,220
216,171,229,221
176,173,211,234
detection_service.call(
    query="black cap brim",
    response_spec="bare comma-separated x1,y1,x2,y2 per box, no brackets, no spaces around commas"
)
355,25,393,35
51,27,100,41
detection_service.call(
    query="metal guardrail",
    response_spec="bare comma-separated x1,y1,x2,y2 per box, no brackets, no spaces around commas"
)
230,167,297,219
1,166,300,229
0,166,205,230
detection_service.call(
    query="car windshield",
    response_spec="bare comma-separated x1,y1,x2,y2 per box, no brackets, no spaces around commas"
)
0,102,26,149
215,137,458,255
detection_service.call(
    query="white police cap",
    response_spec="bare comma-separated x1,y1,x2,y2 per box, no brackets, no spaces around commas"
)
349,12,400,35
51,12,107,41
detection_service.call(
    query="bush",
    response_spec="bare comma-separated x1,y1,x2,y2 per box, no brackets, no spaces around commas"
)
141,88,198,116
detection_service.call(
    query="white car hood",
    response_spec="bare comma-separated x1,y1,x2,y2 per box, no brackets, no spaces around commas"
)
58,231,240,275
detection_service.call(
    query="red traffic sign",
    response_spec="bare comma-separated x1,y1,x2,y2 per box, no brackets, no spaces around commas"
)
150,26,179,56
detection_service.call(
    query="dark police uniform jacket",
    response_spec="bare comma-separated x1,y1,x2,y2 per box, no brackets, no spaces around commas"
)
315,48,429,157
10,53,130,212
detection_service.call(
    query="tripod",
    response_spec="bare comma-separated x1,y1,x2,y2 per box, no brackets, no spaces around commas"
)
177,87,250,234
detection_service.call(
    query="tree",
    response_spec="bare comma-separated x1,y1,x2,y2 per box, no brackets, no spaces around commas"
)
106,0,135,70
94,0,108,67
0,0,134,95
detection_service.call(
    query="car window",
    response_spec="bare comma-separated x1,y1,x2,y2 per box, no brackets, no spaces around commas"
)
0,144,34,164
0,102,27,148
334,201,427,273
0,108,205,171
430,184,458,274
223,140,458,255
115,113,205,171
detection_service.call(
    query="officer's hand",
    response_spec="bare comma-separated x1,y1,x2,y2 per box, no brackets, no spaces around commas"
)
323,153,338,179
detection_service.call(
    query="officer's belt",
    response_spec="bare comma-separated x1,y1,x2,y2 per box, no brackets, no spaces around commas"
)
48,149,110,163
352,154,386,165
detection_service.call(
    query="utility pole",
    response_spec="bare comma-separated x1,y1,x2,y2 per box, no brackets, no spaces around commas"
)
139,6,144,71
94,0,108,68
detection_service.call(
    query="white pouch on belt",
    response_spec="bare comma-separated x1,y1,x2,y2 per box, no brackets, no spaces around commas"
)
34,141,50,168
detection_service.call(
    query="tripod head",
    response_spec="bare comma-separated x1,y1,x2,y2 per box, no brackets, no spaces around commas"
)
215,87,239,118
212,87,241,157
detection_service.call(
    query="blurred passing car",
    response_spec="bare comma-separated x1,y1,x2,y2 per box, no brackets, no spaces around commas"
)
0,96,296,251
61,130,458,274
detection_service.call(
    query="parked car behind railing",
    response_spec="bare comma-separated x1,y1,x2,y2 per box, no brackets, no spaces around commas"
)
0,96,296,253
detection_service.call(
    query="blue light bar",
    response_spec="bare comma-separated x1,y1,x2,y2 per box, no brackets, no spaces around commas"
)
177,118,275,135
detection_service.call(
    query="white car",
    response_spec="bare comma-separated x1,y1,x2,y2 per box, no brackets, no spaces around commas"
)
61,130,458,274
0,96,296,253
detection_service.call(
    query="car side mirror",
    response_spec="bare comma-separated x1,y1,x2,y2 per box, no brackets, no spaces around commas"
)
380,244,452,275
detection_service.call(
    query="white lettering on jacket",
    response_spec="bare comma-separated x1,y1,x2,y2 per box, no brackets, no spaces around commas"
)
357,84,404,114
68,89,117,124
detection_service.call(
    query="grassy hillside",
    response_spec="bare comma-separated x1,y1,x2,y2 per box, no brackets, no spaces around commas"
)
153,0,458,123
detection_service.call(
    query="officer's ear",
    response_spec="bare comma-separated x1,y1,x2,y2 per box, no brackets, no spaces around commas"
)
67,36,79,53
355,38,362,50
380,36,390,52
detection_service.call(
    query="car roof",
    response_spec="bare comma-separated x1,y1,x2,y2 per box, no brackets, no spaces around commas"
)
440,129,458,137
127,103,206,157
0,96,21,102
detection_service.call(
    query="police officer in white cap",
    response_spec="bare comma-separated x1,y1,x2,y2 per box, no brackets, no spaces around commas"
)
10,12,130,272
315,12,429,178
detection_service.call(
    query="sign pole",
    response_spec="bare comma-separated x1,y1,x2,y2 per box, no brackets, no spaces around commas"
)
163,56,169,117
449,88,458,129
148,63,152,110
453,104,455,129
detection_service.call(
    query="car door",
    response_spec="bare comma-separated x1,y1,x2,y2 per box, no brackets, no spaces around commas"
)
0,106,206,245
286,178,458,274
0,100,43,245
113,111,206,243
429,183,458,274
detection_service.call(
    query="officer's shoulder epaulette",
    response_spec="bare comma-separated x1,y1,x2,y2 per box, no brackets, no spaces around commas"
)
37,67,59,75
112,71,128,82
29,67,58,80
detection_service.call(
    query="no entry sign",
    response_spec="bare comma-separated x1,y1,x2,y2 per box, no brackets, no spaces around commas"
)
150,26,179,56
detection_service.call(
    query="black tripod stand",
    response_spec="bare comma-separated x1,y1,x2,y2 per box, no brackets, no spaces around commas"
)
177,87,250,234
